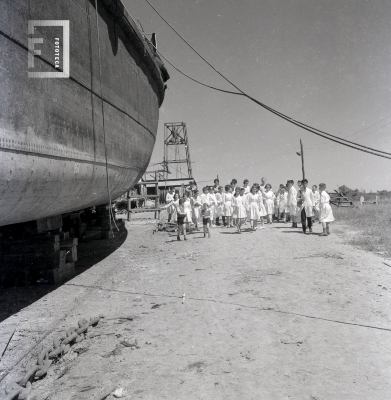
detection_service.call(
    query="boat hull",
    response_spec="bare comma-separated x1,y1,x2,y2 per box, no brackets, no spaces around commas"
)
0,0,166,226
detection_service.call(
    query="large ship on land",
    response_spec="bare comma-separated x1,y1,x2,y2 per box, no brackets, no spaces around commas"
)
0,0,169,227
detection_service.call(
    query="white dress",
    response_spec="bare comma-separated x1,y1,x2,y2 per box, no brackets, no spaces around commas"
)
223,193,233,216
207,193,217,219
287,186,297,215
166,199,179,221
191,196,202,221
278,192,288,213
183,198,192,223
313,190,320,211
165,192,175,214
232,195,246,219
258,191,267,217
246,193,261,220
319,191,335,223
263,190,275,215
215,192,223,218
200,193,209,205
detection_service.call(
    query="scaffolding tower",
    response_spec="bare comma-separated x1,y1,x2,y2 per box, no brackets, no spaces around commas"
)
163,122,193,182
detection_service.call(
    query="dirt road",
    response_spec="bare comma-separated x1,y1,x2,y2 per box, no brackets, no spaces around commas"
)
1,215,391,399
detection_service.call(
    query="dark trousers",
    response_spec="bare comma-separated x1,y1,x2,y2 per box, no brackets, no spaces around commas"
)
222,216,227,226
301,208,312,232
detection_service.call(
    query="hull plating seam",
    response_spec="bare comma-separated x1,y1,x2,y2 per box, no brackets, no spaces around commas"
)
0,147,143,172
0,29,157,140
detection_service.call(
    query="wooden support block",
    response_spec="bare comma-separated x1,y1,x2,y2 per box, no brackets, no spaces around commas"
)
59,238,78,248
36,262,75,284
59,231,69,240
65,246,77,263
101,231,114,239
130,208,162,213
36,215,63,233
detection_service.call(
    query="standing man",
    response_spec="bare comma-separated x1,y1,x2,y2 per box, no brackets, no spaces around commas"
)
286,180,298,228
298,179,315,234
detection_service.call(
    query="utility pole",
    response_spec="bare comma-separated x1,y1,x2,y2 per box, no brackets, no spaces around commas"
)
300,139,305,180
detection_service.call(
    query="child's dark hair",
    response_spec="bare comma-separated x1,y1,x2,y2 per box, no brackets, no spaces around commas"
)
179,198,184,205
224,184,231,191
243,179,249,184
231,179,237,184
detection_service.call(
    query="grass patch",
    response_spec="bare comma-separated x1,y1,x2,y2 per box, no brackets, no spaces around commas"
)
332,199,391,257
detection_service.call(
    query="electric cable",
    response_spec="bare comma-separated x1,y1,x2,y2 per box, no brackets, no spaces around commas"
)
142,0,391,160
123,8,242,96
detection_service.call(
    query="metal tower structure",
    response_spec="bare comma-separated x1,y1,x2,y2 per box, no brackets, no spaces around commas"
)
163,122,193,182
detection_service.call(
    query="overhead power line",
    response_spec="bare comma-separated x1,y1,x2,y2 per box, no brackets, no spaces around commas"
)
142,0,391,160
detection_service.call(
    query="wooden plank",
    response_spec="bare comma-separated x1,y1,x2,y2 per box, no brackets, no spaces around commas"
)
130,208,161,213
65,246,77,263
36,215,63,233
59,231,69,240
59,238,78,248
128,194,159,198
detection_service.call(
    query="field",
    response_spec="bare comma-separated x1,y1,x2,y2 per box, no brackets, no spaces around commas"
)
332,197,391,258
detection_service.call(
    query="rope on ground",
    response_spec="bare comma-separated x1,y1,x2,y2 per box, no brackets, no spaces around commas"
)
64,283,391,333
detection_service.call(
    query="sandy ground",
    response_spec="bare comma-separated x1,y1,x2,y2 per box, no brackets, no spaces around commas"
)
1,213,391,400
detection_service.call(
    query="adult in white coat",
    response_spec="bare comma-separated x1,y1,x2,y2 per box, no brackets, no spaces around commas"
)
297,179,315,234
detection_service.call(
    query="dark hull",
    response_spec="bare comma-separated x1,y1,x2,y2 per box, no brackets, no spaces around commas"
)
0,0,167,226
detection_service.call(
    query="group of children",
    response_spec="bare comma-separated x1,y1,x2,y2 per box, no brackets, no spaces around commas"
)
163,177,334,240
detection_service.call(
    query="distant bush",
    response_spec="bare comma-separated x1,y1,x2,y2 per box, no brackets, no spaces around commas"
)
338,185,391,201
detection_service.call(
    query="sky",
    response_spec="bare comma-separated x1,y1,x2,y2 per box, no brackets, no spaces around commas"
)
124,0,391,192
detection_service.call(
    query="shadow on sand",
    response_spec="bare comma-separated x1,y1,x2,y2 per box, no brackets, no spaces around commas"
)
0,224,128,323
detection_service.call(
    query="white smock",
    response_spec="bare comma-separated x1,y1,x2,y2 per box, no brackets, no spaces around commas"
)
287,186,297,215
222,192,233,216
246,193,261,220
263,190,275,215
319,191,335,223
165,192,175,214
313,190,320,211
183,198,192,223
191,196,202,221
298,187,314,217
232,194,246,219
